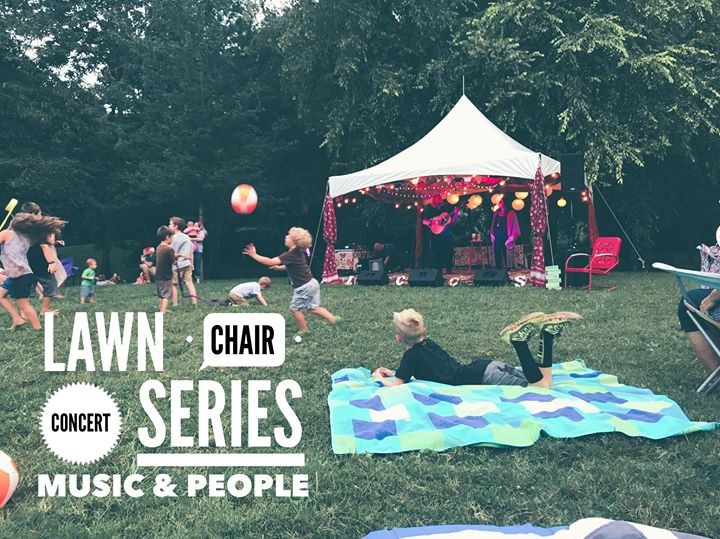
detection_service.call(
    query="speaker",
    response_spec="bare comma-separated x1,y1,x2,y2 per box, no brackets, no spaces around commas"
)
473,269,509,286
560,153,585,192
408,268,444,287
356,270,388,285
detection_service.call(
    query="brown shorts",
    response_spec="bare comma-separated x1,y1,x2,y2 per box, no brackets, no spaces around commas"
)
156,280,172,299
229,293,249,305
171,266,193,287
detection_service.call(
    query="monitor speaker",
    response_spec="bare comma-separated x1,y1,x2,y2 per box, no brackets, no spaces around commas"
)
560,153,585,192
408,268,444,287
356,270,388,285
473,269,509,286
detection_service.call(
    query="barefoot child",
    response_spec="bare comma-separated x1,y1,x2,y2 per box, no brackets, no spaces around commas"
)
154,226,174,313
373,309,581,389
80,258,98,304
229,276,271,306
0,212,66,329
243,227,339,332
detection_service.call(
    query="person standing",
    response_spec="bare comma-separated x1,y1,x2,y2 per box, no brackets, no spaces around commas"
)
490,197,520,269
168,216,198,306
194,221,207,283
154,226,175,313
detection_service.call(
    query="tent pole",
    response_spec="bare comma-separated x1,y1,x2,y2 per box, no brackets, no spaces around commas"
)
310,183,329,272
545,197,555,266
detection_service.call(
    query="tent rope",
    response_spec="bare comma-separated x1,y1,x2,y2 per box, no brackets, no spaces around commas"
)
593,184,646,269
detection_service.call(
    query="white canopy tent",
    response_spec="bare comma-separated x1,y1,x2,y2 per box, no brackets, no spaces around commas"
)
328,95,561,198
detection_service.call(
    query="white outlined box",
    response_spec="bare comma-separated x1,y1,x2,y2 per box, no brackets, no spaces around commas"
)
201,313,285,369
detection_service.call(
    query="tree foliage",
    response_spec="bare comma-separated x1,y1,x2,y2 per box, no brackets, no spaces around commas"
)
1,0,718,269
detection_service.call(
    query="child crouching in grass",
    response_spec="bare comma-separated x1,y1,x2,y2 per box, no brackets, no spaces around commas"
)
229,276,271,306
373,309,581,388
243,227,340,332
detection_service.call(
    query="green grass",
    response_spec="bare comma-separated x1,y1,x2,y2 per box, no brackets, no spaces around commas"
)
1,273,719,538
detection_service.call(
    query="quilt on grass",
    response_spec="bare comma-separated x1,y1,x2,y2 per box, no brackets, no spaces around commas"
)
362,518,708,538
329,360,717,454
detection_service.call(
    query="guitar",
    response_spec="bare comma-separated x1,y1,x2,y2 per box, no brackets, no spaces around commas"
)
423,207,459,235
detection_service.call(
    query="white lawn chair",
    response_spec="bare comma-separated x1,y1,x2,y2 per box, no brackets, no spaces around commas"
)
653,262,720,394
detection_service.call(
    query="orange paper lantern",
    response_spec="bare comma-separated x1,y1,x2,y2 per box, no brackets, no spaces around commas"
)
447,193,460,205
511,199,525,211
515,191,529,200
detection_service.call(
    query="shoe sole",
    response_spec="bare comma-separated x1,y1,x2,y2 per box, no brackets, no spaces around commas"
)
537,311,582,328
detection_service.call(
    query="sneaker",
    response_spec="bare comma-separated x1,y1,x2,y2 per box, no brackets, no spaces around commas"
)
536,311,582,336
499,312,545,345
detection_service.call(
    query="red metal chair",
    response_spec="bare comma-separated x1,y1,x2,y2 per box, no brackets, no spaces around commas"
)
564,237,622,291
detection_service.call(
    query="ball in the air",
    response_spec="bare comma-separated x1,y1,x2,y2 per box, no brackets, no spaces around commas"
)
231,184,258,215
0,450,19,509
294,335,302,343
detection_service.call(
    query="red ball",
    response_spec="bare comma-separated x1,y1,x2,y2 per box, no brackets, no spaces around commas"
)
231,184,258,214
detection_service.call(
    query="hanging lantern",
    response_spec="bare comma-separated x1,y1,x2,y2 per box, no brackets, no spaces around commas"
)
511,199,525,211
515,191,529,200
469,194,482,208
490,193,504,205
352,198,357,203
447,193,460,205
557,197,567,208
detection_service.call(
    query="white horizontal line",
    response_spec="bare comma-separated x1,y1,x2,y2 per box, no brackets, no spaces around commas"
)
136,453,305,467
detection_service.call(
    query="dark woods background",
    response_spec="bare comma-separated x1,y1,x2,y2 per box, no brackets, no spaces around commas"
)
1,0,719,278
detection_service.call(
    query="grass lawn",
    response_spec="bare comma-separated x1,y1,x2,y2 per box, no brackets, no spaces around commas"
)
1,272,718,538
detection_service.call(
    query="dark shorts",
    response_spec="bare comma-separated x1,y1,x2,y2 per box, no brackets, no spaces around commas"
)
36,275,59,298
156,280,172,300
481,360,529,386
7,274,37,299
678,288,720,332
80,285,95,299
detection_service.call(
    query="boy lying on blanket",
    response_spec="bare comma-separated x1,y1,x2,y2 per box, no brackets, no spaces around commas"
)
372,309,581,389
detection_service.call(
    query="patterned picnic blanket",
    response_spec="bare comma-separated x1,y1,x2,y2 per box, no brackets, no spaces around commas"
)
329,360,717,454
362,518,709,538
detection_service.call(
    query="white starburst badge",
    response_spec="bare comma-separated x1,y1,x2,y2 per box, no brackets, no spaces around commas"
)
40,383,122,465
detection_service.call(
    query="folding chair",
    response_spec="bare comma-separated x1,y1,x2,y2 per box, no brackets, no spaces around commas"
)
653,262,720,394
60,257,80,286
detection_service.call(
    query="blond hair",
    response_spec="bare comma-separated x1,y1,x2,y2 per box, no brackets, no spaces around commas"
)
393,308,426,346
86,258,97,266
259,276,271,288
287,227,312,249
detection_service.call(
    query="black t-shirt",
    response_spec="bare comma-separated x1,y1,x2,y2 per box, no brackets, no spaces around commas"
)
155,243,175,281
493,214,508,240
278,248,313,288
394,338,491,385
27,243,50,277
